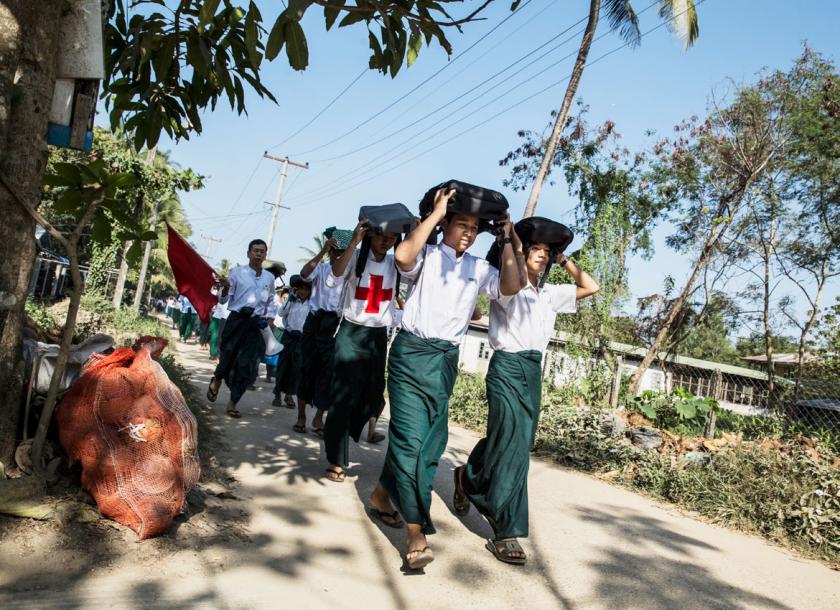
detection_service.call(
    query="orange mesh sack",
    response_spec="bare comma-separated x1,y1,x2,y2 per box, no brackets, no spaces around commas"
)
57,337,200,539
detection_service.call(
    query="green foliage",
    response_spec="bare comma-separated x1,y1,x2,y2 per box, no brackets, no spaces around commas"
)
24,301,58,331
86,238,121,295
43,128,203,264
105,0,502,149
76,293,169,343
627,386,718,434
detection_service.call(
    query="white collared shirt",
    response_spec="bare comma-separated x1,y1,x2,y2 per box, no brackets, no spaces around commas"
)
178,295,195,314
306,262,342,313
218,264,276,316
400,243,500,344
211,299,229,320
281,299,310,332
334,251,398,328
489,282,577,353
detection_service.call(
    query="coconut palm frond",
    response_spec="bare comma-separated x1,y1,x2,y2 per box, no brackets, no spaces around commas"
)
658,0,700,50
297,234,328,264
604,0,641,47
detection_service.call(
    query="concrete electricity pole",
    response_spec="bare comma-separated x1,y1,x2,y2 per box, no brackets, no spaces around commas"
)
200,234,223,259
263,152,308,258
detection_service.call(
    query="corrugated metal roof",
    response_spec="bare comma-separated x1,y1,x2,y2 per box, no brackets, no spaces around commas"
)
467,321,771,381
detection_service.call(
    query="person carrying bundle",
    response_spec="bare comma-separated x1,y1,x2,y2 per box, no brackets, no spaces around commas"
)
206,239,276,418
272,275,311,408
323,203,418,483
453,217,599,565
296,227,353,435
368,181,521,571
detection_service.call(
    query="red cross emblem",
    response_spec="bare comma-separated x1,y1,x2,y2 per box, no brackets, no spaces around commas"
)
354,274,393,313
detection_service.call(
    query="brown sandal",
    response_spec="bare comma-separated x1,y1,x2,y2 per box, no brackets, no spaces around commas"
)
226,406,241,418
325,467,345,483
453,466,470,516
485,538,526,565
405,546,434,570
206,379,220,402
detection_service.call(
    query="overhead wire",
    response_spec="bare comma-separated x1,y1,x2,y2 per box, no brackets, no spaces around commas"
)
309,13,591,164
293,0,537,157
285,0,706,210
266,68,368,151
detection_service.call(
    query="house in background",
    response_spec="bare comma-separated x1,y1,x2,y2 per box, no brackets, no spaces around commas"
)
458,320,773,416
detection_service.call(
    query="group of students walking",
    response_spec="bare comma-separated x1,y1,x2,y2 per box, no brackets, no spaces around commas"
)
201,183,599,571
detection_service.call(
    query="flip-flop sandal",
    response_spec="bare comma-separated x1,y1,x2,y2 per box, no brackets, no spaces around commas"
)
453,466,470,516
293,423,306,433
366,432,386,444
313,427,324,438
206,380,220,403
325,468,345,483
405,546,434,571
485,538,527,565
367,507,404,529
226,407,241,419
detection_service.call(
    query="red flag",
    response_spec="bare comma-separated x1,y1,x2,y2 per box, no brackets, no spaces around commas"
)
166,223,218,324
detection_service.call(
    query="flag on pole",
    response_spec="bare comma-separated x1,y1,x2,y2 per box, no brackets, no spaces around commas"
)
166,223,217,324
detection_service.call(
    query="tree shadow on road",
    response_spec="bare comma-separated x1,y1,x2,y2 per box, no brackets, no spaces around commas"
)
563,504,793,610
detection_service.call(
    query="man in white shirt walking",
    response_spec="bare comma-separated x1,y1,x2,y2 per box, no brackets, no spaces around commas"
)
206,239,275,418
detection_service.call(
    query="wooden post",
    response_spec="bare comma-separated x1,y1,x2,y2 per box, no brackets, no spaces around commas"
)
704,369,722,439
609,356,623,410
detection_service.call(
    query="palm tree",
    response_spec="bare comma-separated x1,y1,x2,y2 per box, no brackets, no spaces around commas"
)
522,0,700,218
297,234,328,264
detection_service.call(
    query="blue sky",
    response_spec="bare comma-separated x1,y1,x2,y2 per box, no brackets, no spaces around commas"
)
153,0,839,334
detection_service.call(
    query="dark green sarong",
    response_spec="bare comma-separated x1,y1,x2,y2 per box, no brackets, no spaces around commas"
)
178,311,196,340
380,331,459,535
273,330,302,397
298,310,339,409
208,318,220,359
324,321,387,468
213,310,263,404
463,349,542,539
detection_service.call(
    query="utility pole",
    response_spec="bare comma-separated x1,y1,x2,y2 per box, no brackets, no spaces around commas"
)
200,234,223,259
132,146,158,312
263,152,308,258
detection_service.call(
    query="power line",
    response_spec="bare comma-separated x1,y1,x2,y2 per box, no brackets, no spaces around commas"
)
283,1,643,203
310,14,590,164
286,0,706,210
382,0,558,127
293,0,537,157
267,68,368,151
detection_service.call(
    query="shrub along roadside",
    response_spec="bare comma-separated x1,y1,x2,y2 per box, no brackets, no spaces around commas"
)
448,373,840,565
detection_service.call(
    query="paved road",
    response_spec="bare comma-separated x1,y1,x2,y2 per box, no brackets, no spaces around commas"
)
3,337,839,609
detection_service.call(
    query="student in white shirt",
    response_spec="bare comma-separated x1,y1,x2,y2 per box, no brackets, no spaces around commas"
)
368,187,521,570
453,218,599,565
296,229,350,436
209,297,229,361
322,215,405,483
177,294,197,342
272,276,311,408
206,239,276,418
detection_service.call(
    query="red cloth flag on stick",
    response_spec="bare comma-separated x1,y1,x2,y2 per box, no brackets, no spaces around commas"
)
166,223,218,324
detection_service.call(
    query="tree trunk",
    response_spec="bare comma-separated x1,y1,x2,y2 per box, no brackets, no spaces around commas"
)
521,0,600,219
628,199,739,396
0,1,62,469
793,277,826,401
30,199,101,474
762,239,776,405
132,147,158,312
111,239,131,308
